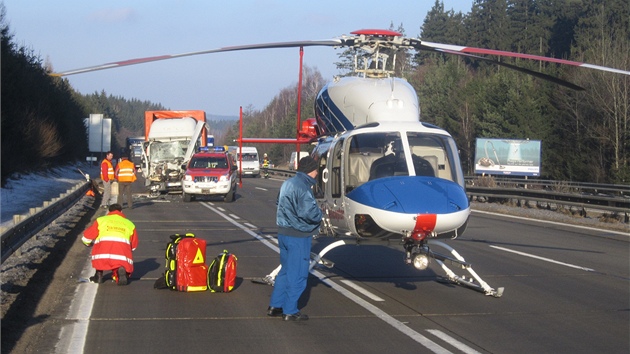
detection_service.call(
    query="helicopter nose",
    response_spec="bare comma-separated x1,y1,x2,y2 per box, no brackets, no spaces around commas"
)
346,176,468,214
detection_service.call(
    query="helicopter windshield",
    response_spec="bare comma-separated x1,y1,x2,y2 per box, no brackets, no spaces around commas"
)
344,131,464,191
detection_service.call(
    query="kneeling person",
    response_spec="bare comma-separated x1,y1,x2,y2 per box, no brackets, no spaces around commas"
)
82,204,139,285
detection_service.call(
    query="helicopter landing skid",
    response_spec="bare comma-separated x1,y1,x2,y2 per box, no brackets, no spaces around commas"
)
427,240,504,298
251,240,346,286
309,240,346,271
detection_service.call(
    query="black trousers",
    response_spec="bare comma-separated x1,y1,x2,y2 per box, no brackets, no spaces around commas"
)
117,182,133,209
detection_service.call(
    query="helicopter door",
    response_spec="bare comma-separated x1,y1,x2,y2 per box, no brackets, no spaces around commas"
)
327,137,346,232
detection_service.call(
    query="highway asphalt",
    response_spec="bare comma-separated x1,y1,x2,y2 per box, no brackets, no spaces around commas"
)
4,176,629,353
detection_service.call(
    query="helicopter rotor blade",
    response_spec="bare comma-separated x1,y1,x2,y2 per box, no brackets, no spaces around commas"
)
416,40,630,76
421,46,585,91
51,39,343,76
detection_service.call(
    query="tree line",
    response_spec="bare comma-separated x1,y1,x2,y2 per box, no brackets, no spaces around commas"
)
413,0,629,183
0,4,166,185
2,0,628,185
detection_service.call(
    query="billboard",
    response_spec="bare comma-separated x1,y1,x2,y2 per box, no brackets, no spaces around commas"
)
85,114,112,153
474,138,541,176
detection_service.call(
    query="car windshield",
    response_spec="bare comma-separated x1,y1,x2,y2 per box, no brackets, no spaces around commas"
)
239,153,258,161
190,156,228,169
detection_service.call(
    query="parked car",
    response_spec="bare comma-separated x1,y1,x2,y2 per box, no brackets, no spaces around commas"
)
181,147,237,202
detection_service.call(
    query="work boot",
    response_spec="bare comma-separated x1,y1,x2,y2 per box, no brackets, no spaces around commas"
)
117,267,128,285
89,270,103,284
282,312,309,321
267,306,283,317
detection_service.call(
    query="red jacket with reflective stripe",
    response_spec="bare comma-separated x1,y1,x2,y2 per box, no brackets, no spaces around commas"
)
82,211,138,273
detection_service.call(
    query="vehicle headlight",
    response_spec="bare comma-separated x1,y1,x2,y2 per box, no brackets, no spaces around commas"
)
184,175,192,181
219,175,228,182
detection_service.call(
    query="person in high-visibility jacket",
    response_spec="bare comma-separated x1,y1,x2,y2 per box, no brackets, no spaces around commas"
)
262,153,270,179
100,151,115,208
115,154,137,209
82,204,139,285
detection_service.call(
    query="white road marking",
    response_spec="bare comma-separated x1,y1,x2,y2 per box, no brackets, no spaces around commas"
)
426,330,482,354
472,210,629,237
313,269,452,353
55,262,98,353
490,245,595,272
229,213,240,219
255,187,268,191
243,223,256,229
340,280,385,302
201,202,452,354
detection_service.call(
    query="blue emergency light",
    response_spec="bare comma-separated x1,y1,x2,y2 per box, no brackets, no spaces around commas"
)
197,146,225,152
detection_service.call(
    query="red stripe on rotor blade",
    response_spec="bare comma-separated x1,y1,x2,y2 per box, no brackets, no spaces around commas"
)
351,29,402,37
115,55,174,66
459,47,583,67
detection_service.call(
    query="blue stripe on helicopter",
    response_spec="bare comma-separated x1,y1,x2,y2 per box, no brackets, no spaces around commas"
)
315,86,354,134
346,176,469,214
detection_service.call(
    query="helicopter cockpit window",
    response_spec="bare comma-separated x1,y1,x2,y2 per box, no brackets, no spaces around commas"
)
344,131,464,187
406,132,464,186
331,138,344,198
345,132,406,187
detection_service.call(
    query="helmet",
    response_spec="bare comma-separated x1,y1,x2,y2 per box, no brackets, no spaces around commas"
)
264,153,268,157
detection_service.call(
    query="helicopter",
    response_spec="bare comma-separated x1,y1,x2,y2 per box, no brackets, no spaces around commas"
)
53,29,629,297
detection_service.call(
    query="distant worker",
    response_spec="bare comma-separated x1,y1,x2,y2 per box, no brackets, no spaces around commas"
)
82,204,138,285
115,153,137,209
262,153,270,179
100,151,115,208
267,156,322,321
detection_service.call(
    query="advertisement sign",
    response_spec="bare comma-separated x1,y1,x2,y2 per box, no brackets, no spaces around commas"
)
474,138,541,176
84,113,112,153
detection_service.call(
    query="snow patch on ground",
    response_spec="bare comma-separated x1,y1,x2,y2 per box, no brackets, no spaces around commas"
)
1,163,99,228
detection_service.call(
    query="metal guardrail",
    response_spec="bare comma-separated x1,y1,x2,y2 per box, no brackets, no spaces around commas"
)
466,186,629,213
0,180,90,264
465,176,629,196
465,176,629,216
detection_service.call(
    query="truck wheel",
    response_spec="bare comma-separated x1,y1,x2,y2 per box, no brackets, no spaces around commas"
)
183,192,192,202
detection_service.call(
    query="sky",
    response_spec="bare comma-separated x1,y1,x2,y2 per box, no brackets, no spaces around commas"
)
3,0,473,117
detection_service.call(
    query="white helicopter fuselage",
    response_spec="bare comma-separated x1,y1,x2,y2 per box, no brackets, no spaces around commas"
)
312,76,470,241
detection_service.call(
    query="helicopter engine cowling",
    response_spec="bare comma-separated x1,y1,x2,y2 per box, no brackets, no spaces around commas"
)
315,77,420,134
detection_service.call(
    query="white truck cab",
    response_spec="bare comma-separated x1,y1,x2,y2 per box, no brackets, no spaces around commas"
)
142,117,206,196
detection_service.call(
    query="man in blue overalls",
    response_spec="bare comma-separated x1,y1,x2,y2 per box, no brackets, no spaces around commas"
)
267,156,322,321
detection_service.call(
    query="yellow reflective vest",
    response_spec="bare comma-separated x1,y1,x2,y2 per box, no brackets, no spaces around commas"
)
82,211,138,273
